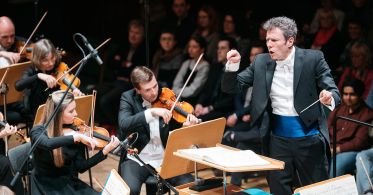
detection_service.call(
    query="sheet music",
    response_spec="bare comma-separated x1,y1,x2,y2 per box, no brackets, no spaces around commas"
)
178,146,270,167
298,175,358,195
102,169,130,195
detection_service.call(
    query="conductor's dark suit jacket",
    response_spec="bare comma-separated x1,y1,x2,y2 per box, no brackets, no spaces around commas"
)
222,47,341,155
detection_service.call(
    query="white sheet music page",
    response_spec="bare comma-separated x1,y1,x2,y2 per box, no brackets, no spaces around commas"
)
298,175,358,195
178,146,270,167
102,169,130,195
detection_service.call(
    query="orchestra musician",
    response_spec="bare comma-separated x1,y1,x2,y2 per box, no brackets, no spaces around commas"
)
30,90,120,194
0,112,24,195
15,39,83,119
118,66,199,195
0,16,20,67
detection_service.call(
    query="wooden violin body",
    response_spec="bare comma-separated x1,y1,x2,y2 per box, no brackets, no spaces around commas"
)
152,87,194,123
53,62,81,90
71,117,111,150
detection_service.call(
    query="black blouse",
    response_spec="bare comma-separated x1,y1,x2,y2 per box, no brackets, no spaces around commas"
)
30,125,107,194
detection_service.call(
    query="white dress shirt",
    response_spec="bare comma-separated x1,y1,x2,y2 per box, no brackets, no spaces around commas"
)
270,47,298,116
127,99,164,169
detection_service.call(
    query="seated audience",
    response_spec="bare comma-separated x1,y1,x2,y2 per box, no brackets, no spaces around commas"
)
173,35,209,105
328,78,373,177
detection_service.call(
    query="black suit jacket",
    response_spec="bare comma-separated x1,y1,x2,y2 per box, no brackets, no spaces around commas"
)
118,89,180,156
223,47,341,155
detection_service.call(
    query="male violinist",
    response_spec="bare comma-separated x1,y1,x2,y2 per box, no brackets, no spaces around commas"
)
0,16,29,124
118,66,199,195
0,16,21,67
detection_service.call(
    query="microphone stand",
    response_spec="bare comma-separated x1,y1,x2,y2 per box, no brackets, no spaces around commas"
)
332,115,373,178
130,151,179,195
10,43,98,190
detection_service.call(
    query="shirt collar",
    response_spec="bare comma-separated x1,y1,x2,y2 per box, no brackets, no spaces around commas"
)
142,99,151,108
276,46,295,67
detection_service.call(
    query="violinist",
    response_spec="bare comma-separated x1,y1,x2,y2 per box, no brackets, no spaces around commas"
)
0,16,20,67
30,90,120,194
0,112,24,195
0,16,31,124
118,66,199,195
15,39,83,119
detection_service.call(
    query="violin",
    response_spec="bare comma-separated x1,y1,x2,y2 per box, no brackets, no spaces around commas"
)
69,117,111,150
15,40,35,60
152,87,194,123
53,62,81,91
0,120,30,143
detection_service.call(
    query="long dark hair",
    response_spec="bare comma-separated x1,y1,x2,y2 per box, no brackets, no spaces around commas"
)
40,90,74,167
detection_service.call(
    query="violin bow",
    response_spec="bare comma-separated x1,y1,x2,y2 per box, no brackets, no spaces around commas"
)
18,11,48,55
55,38,111,82
170,53,204,113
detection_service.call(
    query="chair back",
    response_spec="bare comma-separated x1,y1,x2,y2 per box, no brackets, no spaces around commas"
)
7,142,32,174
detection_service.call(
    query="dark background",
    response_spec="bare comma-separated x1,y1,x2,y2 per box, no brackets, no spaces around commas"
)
2,0,323,51
2,0,358,86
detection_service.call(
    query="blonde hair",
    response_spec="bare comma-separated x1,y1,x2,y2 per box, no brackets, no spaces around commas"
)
350,42,372,68
31,39,61,71
41,90,75,167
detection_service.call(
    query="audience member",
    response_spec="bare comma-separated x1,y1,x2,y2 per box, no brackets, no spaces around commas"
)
309,8,346,81
152,29,183,88
340,19,371,68
164,0,196,48
192,5,220,63
172,35,209,105
310,0,345,33
338,42,373,99
95,19,146,129
328,78,373,177
222,12,250,67
194,36,236,121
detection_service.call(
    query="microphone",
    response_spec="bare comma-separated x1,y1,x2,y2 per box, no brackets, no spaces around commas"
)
80,34,103,65
112,133,136,155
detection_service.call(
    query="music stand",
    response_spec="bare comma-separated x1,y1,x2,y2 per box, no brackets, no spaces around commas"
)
128,118,226,195
0,62,31,106
163,118,284,195
33,94,93,125
294,174,358,194
159,118,226,179
0,61,31,154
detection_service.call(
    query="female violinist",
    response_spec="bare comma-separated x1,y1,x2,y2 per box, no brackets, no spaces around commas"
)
30,90,120,195
15,38,83,118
